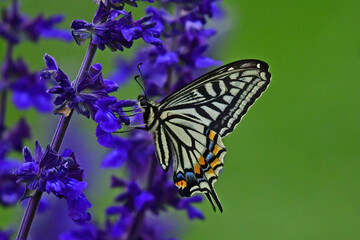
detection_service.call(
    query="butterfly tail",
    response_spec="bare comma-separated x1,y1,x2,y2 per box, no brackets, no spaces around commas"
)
205,190,223,213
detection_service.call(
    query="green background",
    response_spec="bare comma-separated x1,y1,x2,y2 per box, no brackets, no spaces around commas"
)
1,0,360,239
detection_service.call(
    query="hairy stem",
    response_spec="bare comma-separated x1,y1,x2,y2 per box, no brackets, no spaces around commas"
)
16,42,97,240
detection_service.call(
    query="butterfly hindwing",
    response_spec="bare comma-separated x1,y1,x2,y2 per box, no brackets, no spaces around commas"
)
163,120,226,211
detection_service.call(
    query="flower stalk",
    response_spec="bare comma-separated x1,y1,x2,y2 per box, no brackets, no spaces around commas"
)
16,42,97,240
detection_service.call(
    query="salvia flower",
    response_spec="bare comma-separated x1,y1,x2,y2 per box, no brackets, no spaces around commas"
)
0,148,23,206
0,118,30,207
111,1,222,97
14,141,91,222
71,2,161,51
43,54,136,147
0,58,53,112
0,0,71,44
44,54,116,118
9,60,53,112
101,130,154,179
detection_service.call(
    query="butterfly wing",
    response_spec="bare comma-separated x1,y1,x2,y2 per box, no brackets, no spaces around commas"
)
162,114,226,211
154,59,271,211
160,59,271,136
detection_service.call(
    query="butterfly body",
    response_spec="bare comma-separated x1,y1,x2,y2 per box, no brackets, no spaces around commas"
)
138,60,271,212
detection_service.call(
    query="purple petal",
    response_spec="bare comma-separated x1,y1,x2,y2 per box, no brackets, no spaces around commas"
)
14,162,38,182
44,53,58,70
134,191,154,211
67,193,91,223
34,140,44,163
195,57,222,68
12,91,32,110
101,148,127,168
62,178,87,200
23,147,34,163
96,125,114,148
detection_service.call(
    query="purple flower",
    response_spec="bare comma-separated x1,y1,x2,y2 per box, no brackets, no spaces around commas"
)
101,130,154,179
71,2,161,51
14,141,91,222
0,157,23,206
0,119,30,206
111,1,222,97
0,0,71,44
2,118,31,152
44,54,122,119
1,58,53,112
94,98,136,147
111,179,155,211
10,64,52,112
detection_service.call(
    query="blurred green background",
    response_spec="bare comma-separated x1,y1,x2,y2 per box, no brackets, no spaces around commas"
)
1,0,360,239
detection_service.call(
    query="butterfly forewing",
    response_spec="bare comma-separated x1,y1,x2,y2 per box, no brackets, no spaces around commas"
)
160,60,271,137
142,59,271,212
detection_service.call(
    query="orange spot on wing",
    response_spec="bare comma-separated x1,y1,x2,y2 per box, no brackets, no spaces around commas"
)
199,156,206,166
213,144,221,155
175,180,187,189
210,158,221,169
208,130,216,141
195,164,201,174
205,168,216,177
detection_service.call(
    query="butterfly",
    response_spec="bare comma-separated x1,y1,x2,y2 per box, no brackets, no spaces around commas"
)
137,59,271,212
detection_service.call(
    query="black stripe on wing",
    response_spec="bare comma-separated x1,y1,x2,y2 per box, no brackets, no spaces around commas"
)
159,59,269,108
211,65,271,136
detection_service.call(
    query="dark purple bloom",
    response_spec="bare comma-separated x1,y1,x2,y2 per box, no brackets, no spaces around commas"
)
0,119,30,206
0,0,71,44
112,180,154,211
95,97,122,132
94,97,136,147
71,2,161,51
101,130,154,179
2,118,31,152
110,0,222,97
14,141,91,222
9,62,53,112
0,57,53,112
67,193,92,223
44,54,123,119
106,206,133,238
0,156,23,206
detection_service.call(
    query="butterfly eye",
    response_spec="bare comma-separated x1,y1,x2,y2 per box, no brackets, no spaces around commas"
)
139,97,147,108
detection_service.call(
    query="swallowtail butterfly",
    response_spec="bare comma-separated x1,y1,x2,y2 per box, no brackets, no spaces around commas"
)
138,60,271,212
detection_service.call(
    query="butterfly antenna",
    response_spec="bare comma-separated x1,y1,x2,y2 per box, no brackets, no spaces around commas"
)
136,63,147,97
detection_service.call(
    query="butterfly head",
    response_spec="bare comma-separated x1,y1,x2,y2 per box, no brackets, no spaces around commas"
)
138,95,148,108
